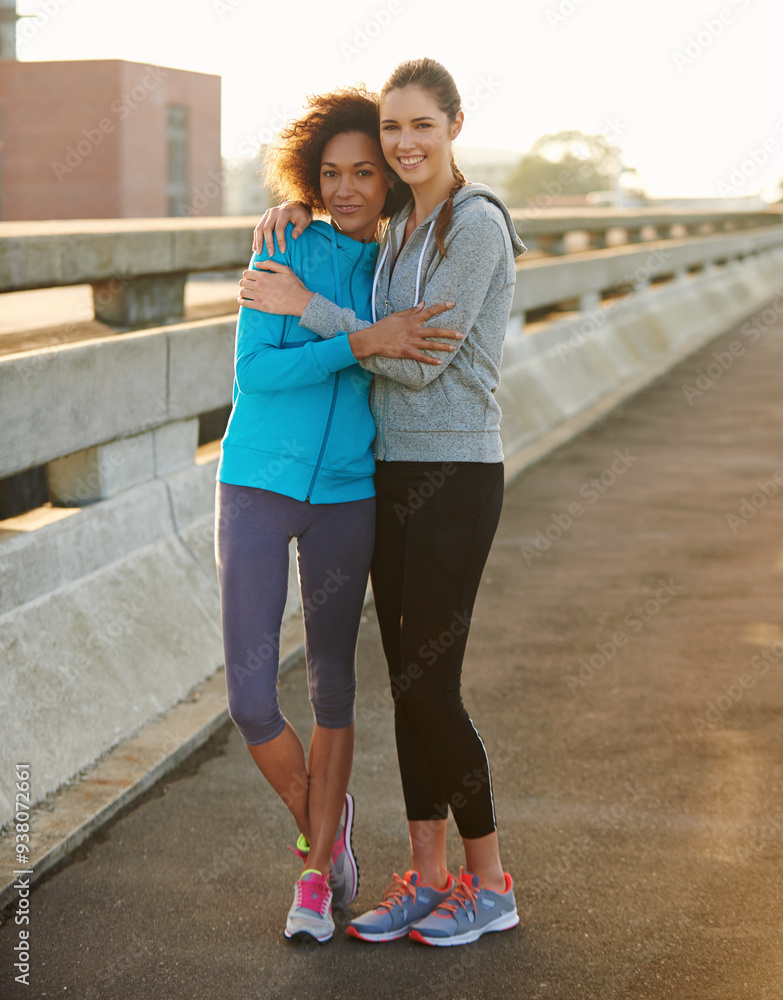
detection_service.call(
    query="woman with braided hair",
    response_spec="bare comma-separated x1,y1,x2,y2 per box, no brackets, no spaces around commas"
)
242,57,526,946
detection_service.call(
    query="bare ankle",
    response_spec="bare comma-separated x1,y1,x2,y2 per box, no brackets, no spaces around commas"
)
418,869,450,891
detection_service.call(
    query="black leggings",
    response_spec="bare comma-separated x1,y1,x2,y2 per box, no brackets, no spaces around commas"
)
371,460,504,840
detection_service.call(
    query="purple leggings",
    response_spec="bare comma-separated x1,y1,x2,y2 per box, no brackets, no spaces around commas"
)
215,482,375,745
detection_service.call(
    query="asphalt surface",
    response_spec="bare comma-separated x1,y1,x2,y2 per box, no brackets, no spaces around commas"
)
3,302,783,1000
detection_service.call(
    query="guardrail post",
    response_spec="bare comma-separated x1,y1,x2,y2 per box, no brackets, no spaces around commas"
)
536,233,567,255
46,419,198,505
579,291,600,311
91,272,188,327
587,230,608,250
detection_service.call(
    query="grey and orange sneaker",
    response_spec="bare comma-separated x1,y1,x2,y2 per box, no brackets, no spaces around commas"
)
284,870,334,945
408,867,520,946
330,792,359,909
346,870,456,942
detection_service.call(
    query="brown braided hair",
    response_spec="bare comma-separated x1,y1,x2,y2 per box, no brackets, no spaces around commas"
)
380,58,467,256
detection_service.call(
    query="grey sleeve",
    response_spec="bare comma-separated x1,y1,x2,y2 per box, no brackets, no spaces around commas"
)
299,293,372,340
359,216,507,389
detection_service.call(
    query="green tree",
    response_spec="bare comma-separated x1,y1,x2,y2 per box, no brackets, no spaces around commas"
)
506,129,635,206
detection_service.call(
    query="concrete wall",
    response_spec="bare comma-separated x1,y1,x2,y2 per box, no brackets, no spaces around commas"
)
1,223,782,827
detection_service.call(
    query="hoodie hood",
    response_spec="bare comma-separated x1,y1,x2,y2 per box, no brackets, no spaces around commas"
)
387,182,526,258
371,182,525,321
451,182,527,258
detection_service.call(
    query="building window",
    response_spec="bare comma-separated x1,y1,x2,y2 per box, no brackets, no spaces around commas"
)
167,104,189,217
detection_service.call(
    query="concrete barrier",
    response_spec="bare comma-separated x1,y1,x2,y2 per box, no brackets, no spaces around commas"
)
1,220,783,836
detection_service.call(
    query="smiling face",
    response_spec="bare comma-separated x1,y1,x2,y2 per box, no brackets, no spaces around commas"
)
320,131,393,242
380,85,464,189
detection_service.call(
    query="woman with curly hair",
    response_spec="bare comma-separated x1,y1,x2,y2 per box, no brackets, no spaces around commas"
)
215,85,459,946
242,58,527,947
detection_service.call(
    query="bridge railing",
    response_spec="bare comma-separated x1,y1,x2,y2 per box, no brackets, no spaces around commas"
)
2,206,781,325
1,206,783,830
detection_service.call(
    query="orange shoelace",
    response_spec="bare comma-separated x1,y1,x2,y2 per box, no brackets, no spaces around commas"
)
436,868,479,917
375,873,417,911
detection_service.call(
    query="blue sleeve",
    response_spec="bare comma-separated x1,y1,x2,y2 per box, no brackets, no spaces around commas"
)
234,228,359,394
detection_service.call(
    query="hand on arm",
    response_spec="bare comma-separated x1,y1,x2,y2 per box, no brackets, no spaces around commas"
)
235,242,356,393
252,202,312,256
238,260,313,317
302,293,463,363
361,217,505,387
348,302,462,365
299,217,505,386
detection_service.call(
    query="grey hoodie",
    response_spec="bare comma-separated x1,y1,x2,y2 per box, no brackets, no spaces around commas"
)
299,182,527,462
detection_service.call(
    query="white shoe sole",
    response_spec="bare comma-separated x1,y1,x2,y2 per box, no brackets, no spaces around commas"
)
345,923,412,942
331,792,358,909
409,908,520,946
284,927,333,945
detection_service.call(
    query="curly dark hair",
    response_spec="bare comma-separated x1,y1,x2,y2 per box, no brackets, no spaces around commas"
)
263,84,410,220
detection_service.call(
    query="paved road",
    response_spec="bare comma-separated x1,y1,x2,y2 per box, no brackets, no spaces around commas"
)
3,303,783,1000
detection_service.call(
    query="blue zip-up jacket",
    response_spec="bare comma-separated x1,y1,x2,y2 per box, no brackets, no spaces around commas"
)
216,221,378,502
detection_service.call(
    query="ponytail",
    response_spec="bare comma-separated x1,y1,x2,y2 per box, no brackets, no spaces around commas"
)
433,155,467,256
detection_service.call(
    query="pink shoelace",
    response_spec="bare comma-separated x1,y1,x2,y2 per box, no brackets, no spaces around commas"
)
294,873,331,916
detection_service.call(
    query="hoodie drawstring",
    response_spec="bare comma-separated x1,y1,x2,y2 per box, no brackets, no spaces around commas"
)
371,245,388,324
372,218,436,323
414,220,436,306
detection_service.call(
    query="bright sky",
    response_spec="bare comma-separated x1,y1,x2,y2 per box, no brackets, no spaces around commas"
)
16,0,783,199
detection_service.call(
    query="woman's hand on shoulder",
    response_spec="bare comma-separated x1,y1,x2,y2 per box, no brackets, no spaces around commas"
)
349,302,463,364
253,202,313,256
238,260,313,317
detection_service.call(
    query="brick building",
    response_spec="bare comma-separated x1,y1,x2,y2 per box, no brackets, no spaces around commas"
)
0,59,221,220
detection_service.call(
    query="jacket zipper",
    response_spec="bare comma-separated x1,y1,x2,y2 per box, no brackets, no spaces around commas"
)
306,371,341,500
306,239,368,499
